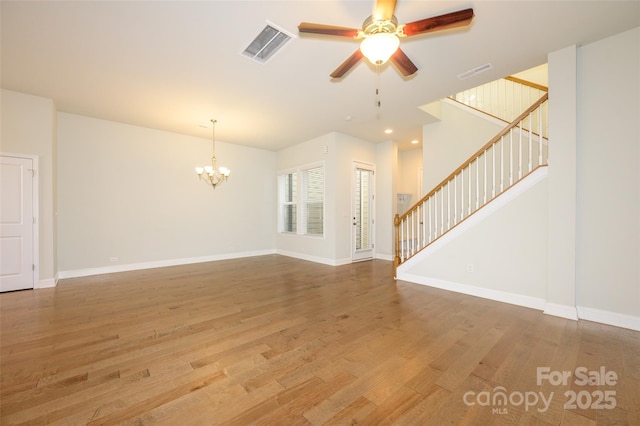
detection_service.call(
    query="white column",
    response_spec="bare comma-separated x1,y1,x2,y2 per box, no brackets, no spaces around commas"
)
545,45,578,320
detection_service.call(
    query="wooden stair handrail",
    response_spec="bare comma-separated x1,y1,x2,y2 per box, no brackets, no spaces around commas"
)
398,92,548,223
504,75,548,92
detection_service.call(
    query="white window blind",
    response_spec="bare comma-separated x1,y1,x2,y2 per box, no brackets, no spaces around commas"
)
302,166,324,236
278,172,297,233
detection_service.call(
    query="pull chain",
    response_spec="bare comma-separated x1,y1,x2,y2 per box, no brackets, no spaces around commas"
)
375,65,381,119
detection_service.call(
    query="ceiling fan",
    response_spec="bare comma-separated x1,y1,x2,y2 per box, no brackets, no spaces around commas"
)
298,0,474,79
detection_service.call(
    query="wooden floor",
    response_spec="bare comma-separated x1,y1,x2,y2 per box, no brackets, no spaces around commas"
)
1,255,638,425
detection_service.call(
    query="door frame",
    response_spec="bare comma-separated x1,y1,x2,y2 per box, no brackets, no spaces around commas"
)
351,161,376,262
1,153,39,290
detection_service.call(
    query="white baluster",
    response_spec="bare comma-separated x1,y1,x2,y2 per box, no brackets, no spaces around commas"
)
422,200,426,246
417,207,420,251
509,129,514,185
475,159,480,210
539,103,544,165
453,175,457,225
410,210,414,256
447,181,451,230
440,187,444,235
400,217,405,261
500,136,505,192
519,120,523,179
417,204,421,250
529,110,533,172
468,164,471,216
483,151,487,204
503,80,507,120
405,219,410,258
433,191,437,239
428,196,433,242
494,80,498,116
492,145,496,198
511,79,516,121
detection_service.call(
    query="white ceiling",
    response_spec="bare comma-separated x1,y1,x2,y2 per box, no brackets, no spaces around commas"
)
2,1,639,151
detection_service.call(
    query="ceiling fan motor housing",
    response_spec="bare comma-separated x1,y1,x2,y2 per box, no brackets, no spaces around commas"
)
362,15,399,36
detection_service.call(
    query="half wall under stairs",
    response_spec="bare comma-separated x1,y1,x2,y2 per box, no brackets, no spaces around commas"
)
397,166,549,311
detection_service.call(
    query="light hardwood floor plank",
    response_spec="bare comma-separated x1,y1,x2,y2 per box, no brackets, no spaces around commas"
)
1,255,638,425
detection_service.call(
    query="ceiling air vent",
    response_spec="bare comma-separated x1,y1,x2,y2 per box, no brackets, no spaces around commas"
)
242,22,295,63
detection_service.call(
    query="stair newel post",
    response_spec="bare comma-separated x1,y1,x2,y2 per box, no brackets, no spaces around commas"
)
394,213,401,278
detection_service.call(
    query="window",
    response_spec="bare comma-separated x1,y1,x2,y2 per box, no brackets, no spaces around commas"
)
278,163,324,236
302,166,324,236
278,172,297,233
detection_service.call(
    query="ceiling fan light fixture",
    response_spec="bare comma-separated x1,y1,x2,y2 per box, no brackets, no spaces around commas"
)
360,32,400,65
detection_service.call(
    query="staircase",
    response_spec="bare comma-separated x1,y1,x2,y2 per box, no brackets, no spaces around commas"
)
394,77,548,275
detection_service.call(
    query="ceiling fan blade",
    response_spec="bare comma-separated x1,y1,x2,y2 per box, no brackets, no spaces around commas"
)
298,22,360,38
373,0,397,21
402,8,474,37
390,48,418,77
330,49,364,79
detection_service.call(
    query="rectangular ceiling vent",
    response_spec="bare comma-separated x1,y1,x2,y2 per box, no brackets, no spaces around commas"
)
242,21,295,63
457,63,493,80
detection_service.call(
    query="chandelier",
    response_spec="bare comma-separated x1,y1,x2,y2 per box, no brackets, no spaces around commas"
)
195,119,230,189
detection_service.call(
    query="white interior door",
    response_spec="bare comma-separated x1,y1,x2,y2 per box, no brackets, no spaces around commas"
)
352,162,375,261
1,155,35,292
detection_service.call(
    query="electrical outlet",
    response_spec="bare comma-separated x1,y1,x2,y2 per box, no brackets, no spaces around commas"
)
466,264,474,273
109,257,119,263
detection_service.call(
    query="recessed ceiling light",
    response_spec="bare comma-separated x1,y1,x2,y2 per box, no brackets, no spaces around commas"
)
411,140,419,144
384,128,393,134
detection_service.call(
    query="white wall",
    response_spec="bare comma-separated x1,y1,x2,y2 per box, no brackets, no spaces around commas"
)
513,63,548,87
57,113,276,275
402,27,640,330
375,140,397,261
422,100,504,192
276,132,380,265
397,148,422,214
404,174,548,307
276,133,337,264
546,45,578,319
575,27,640,324
1,89,57,286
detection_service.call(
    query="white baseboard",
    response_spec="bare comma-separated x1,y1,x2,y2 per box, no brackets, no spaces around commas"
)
375,253,394,262
398,273,546,311
276,250,351,266
577,306,640,331
395,273,638,330
543,303,579,321
57,249,277,279
35,278,57,289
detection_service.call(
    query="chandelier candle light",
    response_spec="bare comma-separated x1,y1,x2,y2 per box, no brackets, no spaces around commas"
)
195,119,230,189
